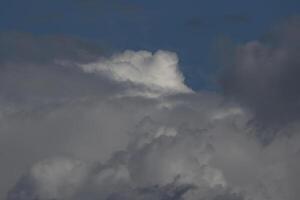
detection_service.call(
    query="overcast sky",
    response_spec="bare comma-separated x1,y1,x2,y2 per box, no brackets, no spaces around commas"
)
1,1,300,200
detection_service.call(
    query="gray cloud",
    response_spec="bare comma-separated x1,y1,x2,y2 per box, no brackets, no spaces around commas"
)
6,100,300,200
219,16,300,136
2,20,300,200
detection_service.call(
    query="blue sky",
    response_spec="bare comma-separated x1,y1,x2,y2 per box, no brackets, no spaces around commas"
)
1,0,299,90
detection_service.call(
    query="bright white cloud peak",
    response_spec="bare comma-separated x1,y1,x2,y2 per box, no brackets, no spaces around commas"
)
79,50,192,97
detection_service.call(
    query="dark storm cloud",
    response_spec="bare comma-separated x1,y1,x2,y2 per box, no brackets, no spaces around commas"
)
220,16,300,132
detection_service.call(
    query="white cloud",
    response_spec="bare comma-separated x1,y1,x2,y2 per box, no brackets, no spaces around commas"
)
79,50,193,97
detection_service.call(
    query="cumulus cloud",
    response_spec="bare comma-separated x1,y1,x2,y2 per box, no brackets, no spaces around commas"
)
8,106,300,200
2,17,300,200
79,50,193,97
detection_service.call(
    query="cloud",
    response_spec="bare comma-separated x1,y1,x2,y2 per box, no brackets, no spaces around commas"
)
2,17,300,200
79,50,193,97
219,16,300,133
8,157,89,200
7,99,300,200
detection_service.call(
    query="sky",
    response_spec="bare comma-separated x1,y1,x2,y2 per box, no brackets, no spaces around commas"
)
1,0,300,200
1,0,299,89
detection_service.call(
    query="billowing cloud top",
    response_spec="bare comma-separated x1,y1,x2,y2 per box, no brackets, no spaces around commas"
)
79,50,192,97
2,17,300,200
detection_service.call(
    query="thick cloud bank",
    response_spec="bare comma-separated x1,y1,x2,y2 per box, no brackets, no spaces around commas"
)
2,17,300,200
220,17,300,130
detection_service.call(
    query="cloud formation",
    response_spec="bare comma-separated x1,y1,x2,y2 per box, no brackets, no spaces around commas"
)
79,50,192,97
8,104,300,200
220,16,300,132
2,17,300,200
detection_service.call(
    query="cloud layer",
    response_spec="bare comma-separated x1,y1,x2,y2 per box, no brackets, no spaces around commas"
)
2,17,300,200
